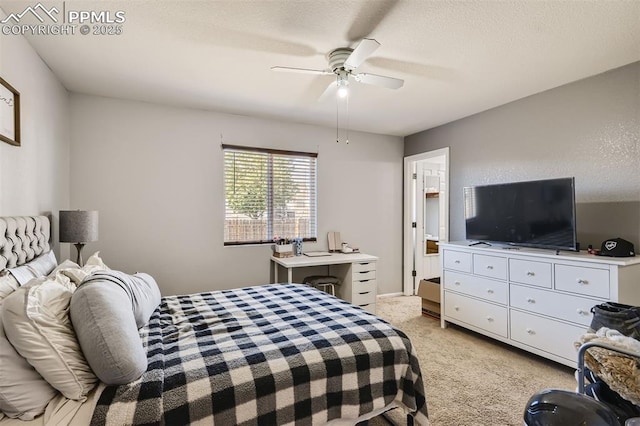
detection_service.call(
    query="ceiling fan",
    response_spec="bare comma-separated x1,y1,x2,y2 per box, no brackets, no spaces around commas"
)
271,38,404,100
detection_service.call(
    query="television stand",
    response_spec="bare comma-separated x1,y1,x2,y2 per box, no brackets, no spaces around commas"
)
439,241,640,367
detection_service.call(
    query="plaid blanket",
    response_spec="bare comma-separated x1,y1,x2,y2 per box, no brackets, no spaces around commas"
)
90,284,428,425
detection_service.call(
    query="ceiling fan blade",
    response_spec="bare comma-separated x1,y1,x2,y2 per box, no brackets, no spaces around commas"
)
344,38,380,70
354,73,404,89
271,66,333,75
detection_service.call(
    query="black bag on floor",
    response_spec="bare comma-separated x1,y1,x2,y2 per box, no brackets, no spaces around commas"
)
590,302,640,339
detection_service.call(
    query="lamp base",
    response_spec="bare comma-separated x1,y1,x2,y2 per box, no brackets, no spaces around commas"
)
74,243,86,267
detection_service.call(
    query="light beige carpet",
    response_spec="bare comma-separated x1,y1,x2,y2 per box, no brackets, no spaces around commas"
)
370,295,577,426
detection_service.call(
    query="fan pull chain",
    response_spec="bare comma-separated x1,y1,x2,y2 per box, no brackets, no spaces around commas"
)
336,91,340,143
345,93,349,144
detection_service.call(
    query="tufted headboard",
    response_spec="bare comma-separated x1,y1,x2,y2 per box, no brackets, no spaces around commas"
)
0,216,51,270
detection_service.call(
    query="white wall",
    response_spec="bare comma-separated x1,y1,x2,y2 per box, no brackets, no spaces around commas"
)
0,8,70,258
69,94,403,296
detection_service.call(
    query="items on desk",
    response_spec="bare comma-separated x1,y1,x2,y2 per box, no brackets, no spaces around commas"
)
304,251,331,257
273,238,294,258
341,242,359,253
328,231,341,252
292,237,303,256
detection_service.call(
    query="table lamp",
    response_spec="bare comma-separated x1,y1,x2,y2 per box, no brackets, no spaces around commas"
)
59,210,98,266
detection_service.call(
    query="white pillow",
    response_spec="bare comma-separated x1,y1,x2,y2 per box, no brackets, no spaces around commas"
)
8,251,57,285
2,274,97,401
0,271,20,299
58,251,109,285
0,314,57,419
0,273,57,420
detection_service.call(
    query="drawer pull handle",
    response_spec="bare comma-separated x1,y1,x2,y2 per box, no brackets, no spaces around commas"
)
486,265,494,270
454,260,461,264
577,309,588,315
359,292,369,295
527,298,535,304
486,316,494,322
454,281,461,286
526,328,535,335
487,289,494,294
526,271,535,276
360,279,370,283
577,279,589,285
454,306,460,311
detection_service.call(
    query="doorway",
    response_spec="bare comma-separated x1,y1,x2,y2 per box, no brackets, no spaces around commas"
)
403,148,450,295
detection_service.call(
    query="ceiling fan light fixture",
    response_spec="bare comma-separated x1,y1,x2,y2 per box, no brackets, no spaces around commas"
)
337,78,349,98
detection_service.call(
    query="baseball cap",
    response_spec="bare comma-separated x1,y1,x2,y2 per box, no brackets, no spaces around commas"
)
597,238,636,257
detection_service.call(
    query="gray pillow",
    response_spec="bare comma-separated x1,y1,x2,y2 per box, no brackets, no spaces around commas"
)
70,271,161,385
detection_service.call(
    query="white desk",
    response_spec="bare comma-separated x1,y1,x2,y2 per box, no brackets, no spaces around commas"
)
271,252,379,313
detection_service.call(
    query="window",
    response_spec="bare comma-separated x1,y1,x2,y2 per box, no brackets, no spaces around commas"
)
223,145,317,245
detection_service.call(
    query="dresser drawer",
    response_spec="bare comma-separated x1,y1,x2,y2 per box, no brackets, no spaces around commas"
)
555,264,610,299
473,254,507,280
444,270,508,305
443,250,472,273
509,259,552,288
353,270,376,281
353,262,376,273
510,310,585,362
351,288,376,305
444,291,508,337
510,284,595,327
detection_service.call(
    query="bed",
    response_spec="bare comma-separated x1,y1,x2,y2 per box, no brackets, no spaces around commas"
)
0,216,428,425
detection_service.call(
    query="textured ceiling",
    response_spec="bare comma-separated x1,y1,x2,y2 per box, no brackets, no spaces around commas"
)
1,0,639,136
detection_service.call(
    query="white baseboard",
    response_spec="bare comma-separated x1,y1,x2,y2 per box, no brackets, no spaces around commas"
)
377,292,405,299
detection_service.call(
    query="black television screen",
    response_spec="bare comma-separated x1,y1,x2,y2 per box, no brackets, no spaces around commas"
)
464,177,577,251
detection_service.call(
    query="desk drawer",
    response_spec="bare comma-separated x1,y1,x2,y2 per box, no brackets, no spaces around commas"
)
360,303,376,314
353,262,376,273
353,270,376,281
353,279,376,294
352,289,376,305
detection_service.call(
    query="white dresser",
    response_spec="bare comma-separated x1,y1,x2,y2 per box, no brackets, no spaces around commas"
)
440,242,640,367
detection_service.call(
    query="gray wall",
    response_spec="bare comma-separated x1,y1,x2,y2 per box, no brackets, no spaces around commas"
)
405,62,640,249
0,7,71,259
70,94,404,296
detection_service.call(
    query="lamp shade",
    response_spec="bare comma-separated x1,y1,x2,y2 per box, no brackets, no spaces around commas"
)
59,210,99,243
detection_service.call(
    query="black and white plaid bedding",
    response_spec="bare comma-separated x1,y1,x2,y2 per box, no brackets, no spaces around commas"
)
91,284,428,425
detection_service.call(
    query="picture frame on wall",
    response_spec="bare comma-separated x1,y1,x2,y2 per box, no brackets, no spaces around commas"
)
0,76,20,146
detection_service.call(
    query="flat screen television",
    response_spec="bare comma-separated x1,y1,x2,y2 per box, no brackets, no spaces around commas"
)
464,177,577,251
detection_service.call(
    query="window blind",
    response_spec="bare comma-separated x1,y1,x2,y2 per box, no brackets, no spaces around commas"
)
223,145,318,245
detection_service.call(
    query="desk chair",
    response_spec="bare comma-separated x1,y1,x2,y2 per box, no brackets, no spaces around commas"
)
303,275,340,296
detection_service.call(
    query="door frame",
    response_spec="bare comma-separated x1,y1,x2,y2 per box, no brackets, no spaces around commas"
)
403,147,450,295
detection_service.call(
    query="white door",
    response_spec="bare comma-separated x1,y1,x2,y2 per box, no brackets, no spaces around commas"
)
403,148,450,295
